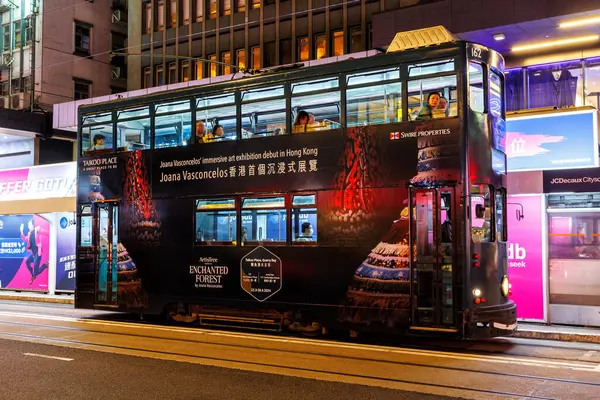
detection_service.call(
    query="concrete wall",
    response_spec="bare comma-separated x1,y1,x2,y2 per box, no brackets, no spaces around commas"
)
40,0,115,107
373,0,600,48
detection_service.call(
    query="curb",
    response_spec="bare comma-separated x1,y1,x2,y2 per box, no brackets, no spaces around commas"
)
513,329,600,344
0,295,74,305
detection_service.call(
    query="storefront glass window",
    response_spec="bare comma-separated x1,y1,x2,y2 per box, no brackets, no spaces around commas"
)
583,58,600,109
526,61,583,109
505,68,524,111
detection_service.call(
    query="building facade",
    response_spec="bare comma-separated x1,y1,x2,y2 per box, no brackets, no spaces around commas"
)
0,0,127,113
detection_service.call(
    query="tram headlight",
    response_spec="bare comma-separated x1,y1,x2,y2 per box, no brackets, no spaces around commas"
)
473,288,482,297
501,276,510,297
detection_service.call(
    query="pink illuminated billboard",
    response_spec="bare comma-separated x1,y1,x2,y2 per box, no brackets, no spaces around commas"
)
507,195,545,321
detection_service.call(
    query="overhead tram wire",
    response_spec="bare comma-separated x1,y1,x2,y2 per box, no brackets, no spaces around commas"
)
30,0,363,77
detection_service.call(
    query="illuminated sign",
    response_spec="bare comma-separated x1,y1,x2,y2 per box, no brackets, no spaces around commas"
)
0,162,76,201
506,109,599,172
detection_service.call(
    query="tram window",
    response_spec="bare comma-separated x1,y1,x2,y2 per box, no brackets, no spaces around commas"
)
241,196,287,243
469,62,485,113
291,92,341,133
80,205,93,247
195,198,237,245
471,185,492,243
408,76,457,120
154,112,191,148
489,69,503,118
156,99,191,114
346,67,400,87
197,93,237,142
117,118,151,151
241,86,286,138
291,77,338,94
81,123,114,156
408,59,455,77
116,106,150,120
292,194,317,244
346,83,401,127
496,189,507,242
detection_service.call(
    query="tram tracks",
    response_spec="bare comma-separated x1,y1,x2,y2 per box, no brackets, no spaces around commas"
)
0,314,598,399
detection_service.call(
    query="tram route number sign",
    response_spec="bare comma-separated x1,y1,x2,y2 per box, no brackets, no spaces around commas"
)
240,246,282,302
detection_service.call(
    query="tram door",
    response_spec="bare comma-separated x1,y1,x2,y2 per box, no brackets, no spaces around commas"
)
93,202,118,306
410,188,456,330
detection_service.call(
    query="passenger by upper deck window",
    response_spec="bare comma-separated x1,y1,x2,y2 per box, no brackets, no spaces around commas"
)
416,92,448,120
91,134,106,151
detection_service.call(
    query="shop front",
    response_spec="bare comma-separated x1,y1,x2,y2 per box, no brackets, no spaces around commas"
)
0,162,77,294
506,106,600,327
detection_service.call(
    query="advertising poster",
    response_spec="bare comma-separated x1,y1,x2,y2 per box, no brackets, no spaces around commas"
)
506,109,598,172
0,162,76,201
507,195,545,321
55,213,77,291
0,214,50,291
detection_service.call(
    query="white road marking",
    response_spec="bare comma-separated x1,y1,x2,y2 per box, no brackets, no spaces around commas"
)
582,351,596,358
1,310,599,373
23,353,73,361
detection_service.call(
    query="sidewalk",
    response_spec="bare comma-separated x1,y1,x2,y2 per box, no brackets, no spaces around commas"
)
514,322,600,344
0,291,74,305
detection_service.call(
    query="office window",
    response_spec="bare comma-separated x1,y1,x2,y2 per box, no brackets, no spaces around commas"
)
241,197,287,243
144,3,152,33
210,0,216,18
252,0,260,8
24,18,32,43
181,0,191,24
280,38,292,65
237,0,246,12
2,25,9,52
181,61,190,82
169,0,177,27
209,54,217,77
196,199,237,245
168,62,176,84
332,30,344,56
13,21,21,48
292,195,317,244
157,0,165,30
195,0,203,21
251,46,260,70
74,21,91,56
298,37,309,62
350,27,361,53
222,52,231,75
143,67,151,88
237,49,246,70
73,79,90,100
224,0,231,15
195,60,203,80
315,34,326,59
156,65,165,86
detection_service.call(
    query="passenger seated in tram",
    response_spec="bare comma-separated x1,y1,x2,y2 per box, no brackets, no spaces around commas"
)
296,222,315,241
202,124,224,143
195,121,205,143
437,96,450,117
90,134,106,151
292,110,310,133
416,91,445,120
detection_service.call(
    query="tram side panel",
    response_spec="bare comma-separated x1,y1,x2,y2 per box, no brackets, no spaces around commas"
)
76,120,468,330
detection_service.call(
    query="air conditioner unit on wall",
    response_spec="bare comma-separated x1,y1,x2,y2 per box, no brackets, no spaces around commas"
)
111,66,121,79
10,93,30,110
112,10,121,24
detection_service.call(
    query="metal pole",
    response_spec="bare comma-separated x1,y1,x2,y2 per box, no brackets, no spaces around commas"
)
29,1,37,112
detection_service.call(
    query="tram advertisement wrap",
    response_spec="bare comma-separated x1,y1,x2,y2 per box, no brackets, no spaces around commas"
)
55,213,77,291
79,120,464,327
507,195,545,321
0,214,50,291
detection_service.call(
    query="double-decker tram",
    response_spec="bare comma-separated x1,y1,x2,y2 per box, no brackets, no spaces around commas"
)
75,27,516,339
